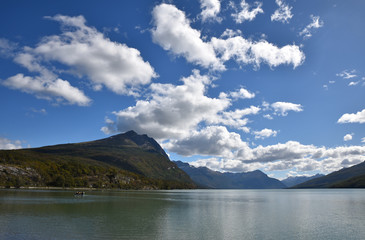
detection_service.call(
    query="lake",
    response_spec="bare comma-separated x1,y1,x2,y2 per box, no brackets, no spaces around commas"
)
0,189,364,240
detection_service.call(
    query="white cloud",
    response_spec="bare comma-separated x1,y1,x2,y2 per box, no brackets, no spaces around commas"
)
228,87,255,99
0,137,23,150
102,70,231,139
211,36,305,68
362,137,365,143
1,15,157,105
209,106,260,129
151,4,305,71
220,29,242,38
336,69,357,79
189,140,365,174
2,74,91,106
151,3,224,71
338,109,365,124
231,0,264,23
263,114,273,120
249,40,304,68
36,15,157,95
0,38,17,57
299,15,324,39
200,0,221,22
271,0,293,23
271,101,303,116
348,81,359,86
344,133,353,141
253,128,278,139
102,70,262,145
163,126,249,157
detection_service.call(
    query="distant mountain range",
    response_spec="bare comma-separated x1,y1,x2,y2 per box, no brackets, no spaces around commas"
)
174,161,286,189
293,161,365,188
281,174,324,188
0,131,195,189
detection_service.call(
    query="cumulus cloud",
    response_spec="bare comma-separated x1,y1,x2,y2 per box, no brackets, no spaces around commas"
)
102,70,232,139
228,87,255,99
102,70,262,142
208,106,260,129
253,128,278,139
271,0,293,23
200,0,221,22
336,69,357,79
2,74,91,106
362,137,365,143
344,133,353,141
299,15,324,39
231,0,264,23
338,109,365,124
151,3,224,71
36,15,157,95
151,3,305,70
271,101,303,116
0,137,23,150
2,14,157,105
163,126,250,157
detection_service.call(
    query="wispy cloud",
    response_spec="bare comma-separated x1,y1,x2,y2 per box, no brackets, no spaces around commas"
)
299,15,324,39
271,0,293,23
231,0,264,23
336,69,357,79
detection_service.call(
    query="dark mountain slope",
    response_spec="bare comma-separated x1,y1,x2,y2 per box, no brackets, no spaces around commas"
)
174,161,285,189
0,131,195,189
294,161,365,188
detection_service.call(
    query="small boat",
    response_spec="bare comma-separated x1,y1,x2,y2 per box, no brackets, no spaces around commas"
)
74,191,85,196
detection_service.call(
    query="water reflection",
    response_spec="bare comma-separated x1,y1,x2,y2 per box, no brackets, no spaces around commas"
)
0,189,364,240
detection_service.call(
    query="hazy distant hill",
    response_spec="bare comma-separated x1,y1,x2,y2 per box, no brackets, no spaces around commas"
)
293,161,365,188
174,161,286,189
0,131,195,189
281,174,324,188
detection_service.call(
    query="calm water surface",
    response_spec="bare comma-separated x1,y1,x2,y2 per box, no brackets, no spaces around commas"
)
0,189,364,240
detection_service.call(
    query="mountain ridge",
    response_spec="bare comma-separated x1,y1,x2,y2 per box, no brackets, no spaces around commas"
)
174,161,286,189
0,131,196,189
293,161,365,188
281,174,324,188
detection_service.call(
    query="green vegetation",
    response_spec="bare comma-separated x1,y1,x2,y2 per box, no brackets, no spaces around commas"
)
329,174,365,188
0,131,196,190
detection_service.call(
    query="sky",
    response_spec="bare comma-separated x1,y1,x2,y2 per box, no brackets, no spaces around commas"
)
0,0,364,179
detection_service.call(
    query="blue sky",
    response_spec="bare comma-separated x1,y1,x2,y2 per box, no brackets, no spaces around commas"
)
0,0,364,179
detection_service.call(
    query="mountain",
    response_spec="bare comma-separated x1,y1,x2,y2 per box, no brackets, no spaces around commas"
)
0,131,196,189
293,161,365,188
174,161,286,189
281,174,324,188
